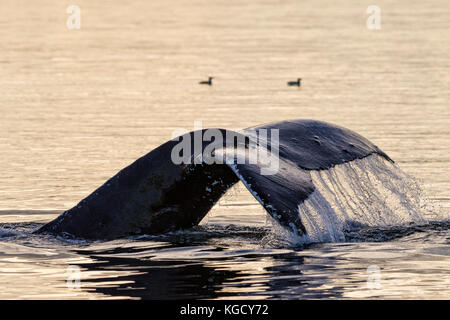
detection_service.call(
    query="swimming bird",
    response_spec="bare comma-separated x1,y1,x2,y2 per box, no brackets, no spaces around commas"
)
287,78,301,87
199,77,214,85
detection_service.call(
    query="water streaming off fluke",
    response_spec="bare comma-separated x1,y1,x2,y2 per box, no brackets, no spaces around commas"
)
296,154,428,243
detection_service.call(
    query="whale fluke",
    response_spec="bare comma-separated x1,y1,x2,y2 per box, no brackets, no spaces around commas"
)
36,120,392,240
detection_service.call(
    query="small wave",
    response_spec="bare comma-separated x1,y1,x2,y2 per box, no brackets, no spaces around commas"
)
0,228,17,238
343,221,450,243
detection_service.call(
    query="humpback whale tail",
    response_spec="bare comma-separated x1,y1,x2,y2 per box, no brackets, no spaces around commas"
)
36,120,427,241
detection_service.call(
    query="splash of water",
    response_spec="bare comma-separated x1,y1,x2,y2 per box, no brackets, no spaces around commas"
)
205,153,440,245
296,154,430,243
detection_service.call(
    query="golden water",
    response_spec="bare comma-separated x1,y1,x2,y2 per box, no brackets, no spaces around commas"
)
0,0,448,299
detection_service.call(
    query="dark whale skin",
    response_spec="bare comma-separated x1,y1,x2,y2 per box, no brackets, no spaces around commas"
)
36,120,392,240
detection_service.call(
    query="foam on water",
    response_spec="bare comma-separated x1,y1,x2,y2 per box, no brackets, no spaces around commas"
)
0,228,17,238
296,154,430,243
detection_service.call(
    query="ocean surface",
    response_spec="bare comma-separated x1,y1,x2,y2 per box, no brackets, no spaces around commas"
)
0,0,449,299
